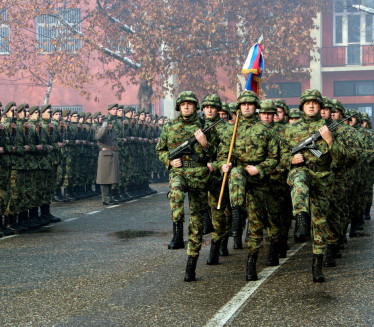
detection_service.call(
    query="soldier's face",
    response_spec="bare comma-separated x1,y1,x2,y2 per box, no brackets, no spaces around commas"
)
331,111,341,120
274,108,284,122
303,101,320,117
362,121,368,128
18,111,25,119
30,111,39,120
53,112,61,121
42,109,51,119
349,117,357,126
320,108,331,119
259,112,274,124
180,101,195,117
125,111,132,118
71,114,79,122
139,112,145,120
146,114,151,122
117,110,123,117
240,103,256,117
230,113,237,121
289,118,299,124
158,118,163,125
203,105,217,119
218,111,228,120
109,108,118,116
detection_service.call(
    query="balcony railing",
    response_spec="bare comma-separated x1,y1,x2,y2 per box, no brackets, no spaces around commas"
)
321,45,374,67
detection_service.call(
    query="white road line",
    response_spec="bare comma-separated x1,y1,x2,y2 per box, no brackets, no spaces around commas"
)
126,200,138,203
106,205,120,209
87,211,101,215
142,195,153,199
0,235,19,241
64,218,78,222
204,243,306,327
158,192,166,194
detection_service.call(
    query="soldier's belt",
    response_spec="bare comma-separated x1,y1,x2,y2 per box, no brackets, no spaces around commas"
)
236,159,259,167
181,160,206,168
100,147,117,152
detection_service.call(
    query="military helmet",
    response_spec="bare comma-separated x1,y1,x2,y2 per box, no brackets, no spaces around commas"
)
274,99,289,116
228,102,237,113
236,90,260,109
259,100,277,114
201,94,222,110
361,112,370,122
40,104,52,113
289,108,303,119
175,91,199,111
220,102,232,119
299,89,324,110
331,99,345,116
107,103,118,110
322,96,335,111
62,109,71,117
16,103,29,113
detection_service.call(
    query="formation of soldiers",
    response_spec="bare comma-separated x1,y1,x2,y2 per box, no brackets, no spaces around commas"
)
156,89,374,283
0,101,169,237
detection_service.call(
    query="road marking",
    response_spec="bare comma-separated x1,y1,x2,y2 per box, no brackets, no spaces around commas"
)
126,200,138,203
158,192,166,194
87,211,101,215
64,218,78,222
106,205,120,208
142,195,153,199
0,235,19,241
204,243,306,327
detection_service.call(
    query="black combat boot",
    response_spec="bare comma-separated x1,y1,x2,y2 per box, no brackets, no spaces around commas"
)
363,204,371,220
349,216,358,237
219,234,229,256
184,255,198,282
278,236,288,258
356,214,364,231
30,207,49,226
6,214,27,233
65,187,77,200
231,206,241,237
202,209,214,235
168,222,184,249
40,204,61,223
294,212,308,243
266,241,279,266
119,187,131,202
53,188,66,202
323,244,336,267
0,216,15,236
207,239,221,265
312,254,325,283
19,211,39,230
246,252,258,281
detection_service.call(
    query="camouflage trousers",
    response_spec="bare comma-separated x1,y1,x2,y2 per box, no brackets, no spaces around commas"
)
229,167,272,253
208,176,231,242
268,180,292,242
168,167,210,256
64,155,79,188
6,169,32,214
0,168,11,215
56,156,67,189
288,168,331,255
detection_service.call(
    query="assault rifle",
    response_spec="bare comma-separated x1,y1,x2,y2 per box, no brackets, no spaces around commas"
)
35,110,42,145
0,107,5,147
22,108,30,145
47,109,54,145
168,117,225,161
9,108,17,146
291,115,352,158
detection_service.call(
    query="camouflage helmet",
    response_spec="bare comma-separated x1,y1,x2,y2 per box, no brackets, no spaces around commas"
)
175,91,199,111
361,112,370,122
220,102,232,119
201,94,222,110
350,109,363,123
259,100,277,114
274,99,289,116
299,89,325,110
228,102,237,113
322,96,335,111
236,90,260,109
289,108,303,119
331,99,345,116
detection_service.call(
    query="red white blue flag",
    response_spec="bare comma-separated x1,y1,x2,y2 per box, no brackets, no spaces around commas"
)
242,35,264,96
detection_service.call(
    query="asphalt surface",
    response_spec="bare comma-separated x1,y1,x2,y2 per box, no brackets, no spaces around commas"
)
1,183,373,327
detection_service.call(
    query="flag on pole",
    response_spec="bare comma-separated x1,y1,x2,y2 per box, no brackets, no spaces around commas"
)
242,35,264,96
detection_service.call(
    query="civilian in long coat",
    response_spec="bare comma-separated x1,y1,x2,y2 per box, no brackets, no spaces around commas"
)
95,118,120,205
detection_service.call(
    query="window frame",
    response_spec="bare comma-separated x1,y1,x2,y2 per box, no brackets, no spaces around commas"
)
0,9,10,55
333,80,374,96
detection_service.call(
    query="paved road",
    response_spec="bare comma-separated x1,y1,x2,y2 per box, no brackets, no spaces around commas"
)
1,183,373,326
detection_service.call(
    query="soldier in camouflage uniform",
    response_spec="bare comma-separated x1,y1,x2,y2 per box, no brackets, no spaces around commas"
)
218,91,279,281
0,102,16,236
280,89,349,282
288,108,303,124
156,91,217,282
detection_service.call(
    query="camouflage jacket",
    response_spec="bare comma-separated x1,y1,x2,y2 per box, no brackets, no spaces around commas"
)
280,114,348,176
0,120,13,167
217,114,279,179
156,113,217,169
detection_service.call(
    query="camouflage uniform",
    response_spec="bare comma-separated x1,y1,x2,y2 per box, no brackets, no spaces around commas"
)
156,91,217,282
280,89,349,282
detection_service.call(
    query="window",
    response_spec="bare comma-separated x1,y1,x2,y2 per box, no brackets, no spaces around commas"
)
36,8,81,53
263,82,301,98
0,9,9,54
334,0,374,46
334,80,374,96
52,105,83,113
